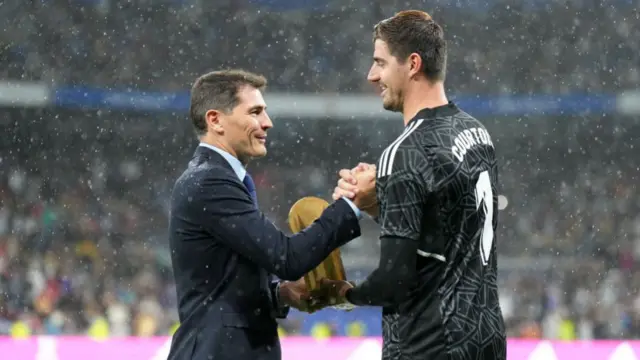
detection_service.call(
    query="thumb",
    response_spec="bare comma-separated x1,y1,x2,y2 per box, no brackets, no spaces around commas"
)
354,163,369,171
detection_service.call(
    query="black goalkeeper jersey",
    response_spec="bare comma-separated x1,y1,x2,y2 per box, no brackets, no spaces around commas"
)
346,102,506,360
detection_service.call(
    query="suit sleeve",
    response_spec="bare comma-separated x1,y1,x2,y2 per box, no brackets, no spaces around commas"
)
196,174,361,281
346,156,431,306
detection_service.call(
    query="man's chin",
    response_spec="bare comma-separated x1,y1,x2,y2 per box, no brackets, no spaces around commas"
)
383,101,402,112
251,146,267,158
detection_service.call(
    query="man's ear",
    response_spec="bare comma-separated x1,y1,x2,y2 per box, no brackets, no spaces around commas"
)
408,53,423,79
205,109,224,135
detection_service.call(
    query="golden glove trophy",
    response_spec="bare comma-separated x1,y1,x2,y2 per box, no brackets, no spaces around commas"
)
288,196,355,311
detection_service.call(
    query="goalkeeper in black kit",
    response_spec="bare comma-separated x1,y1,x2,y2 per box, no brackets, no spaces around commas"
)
318,10,506,360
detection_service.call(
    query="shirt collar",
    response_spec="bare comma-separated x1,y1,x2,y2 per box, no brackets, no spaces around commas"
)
198,143,246,180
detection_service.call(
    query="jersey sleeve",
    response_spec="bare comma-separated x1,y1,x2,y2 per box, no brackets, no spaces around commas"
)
378,153,432,241
345,151,433,307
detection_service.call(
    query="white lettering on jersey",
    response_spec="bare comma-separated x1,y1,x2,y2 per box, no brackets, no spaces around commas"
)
452,127,494,163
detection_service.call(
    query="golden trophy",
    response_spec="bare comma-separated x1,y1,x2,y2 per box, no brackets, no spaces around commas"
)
288,196,348,291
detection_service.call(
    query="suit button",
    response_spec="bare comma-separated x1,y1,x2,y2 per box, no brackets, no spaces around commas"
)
254,308,261,315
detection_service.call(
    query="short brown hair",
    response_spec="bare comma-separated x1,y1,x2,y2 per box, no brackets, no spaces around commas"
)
190,69,267,136
373,10,447,82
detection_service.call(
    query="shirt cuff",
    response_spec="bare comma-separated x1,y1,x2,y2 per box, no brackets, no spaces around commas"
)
330,286,357,311
341,197,362,219
345,287,353,303
272,281,290,319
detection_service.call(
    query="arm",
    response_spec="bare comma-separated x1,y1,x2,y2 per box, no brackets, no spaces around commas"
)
345,236,418,306
197,174,361,281
345,164,430,307
269,198,362,315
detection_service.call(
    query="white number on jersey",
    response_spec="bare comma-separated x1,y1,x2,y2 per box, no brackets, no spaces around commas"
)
474,171,494,266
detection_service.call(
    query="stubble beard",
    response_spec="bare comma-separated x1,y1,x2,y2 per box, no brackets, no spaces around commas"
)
382,91,403,113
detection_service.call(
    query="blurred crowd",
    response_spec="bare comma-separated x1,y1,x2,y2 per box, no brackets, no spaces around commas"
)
2,108,640,339
1,0,640,341
0,0,638,94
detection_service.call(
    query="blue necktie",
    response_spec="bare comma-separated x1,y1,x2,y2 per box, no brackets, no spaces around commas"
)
244,173,272,304
243,173,258,206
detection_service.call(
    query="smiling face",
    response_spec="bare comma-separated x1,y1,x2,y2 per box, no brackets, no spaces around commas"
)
207,85,273,164
368,11,448,113
367,39,410,113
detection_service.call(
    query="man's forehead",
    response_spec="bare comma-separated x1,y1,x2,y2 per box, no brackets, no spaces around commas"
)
237,86,267,107
373,39,390,57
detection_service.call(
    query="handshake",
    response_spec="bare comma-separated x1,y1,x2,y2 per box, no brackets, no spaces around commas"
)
332,162,379,218
279,162,379,313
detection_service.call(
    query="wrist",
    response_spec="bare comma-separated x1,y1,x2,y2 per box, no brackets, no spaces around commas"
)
364,206,379,218
339,282,354,299
271,281,290,318
276,281,288,306
343,287,351,302
332,287,355,311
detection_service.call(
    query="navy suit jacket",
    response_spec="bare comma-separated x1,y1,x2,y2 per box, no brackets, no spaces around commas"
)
167,146,361,360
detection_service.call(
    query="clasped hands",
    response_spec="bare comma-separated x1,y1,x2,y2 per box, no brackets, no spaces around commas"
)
332,162,379,218
279,163,379,312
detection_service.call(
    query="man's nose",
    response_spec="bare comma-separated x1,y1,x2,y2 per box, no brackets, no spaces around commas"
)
367,69,380,83
261,112,273,130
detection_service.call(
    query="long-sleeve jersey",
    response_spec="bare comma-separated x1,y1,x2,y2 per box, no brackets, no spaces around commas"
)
346,102,506,360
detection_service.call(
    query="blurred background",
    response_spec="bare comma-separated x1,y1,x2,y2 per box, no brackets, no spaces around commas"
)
1,0,639,343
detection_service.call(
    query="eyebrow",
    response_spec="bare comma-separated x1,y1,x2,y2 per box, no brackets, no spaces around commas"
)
248,105,266,112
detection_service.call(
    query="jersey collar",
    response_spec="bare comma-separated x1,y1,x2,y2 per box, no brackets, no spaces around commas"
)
408,101,459,126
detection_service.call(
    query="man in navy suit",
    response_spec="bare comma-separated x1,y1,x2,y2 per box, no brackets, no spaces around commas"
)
167,69,369,360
